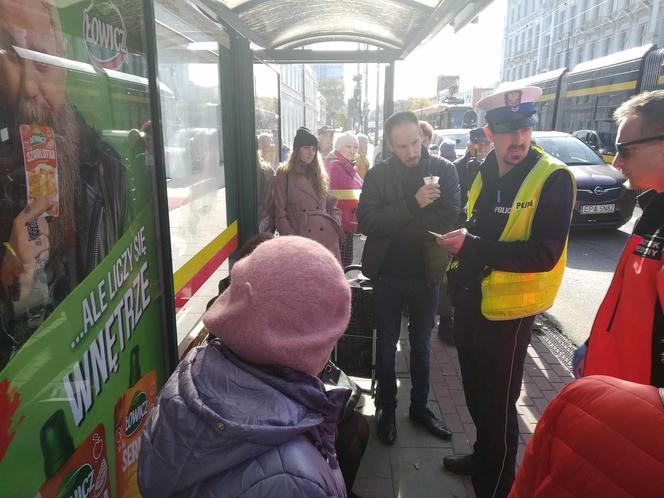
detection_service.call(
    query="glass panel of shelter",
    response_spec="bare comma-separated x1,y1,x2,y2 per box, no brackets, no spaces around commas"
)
154,1,231,342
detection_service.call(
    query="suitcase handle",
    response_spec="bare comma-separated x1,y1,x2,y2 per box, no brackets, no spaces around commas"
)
344,264,363,274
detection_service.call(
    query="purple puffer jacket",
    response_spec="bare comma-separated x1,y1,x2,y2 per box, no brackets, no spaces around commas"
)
138,341,349,498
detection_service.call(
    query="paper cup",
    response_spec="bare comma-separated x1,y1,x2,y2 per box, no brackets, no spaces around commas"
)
423,175,440,185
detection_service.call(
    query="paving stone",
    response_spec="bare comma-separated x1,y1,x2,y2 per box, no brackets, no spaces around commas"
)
540,368,562,383
517,393,535,406
463,478,477,498
356,446,393,480
462,423,476,442
451,432,474,455
441,412,464,433
391,447,470,498
522,382,544,399
457,405,473,425
438,395,458,415
353,478,396,498
533,375,554,391
450,389,467,405
532,396,550,413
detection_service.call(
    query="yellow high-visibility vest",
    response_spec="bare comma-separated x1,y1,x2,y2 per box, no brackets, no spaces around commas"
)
467,146,575,320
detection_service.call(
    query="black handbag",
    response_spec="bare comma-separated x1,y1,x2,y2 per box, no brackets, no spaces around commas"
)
319,360,363,422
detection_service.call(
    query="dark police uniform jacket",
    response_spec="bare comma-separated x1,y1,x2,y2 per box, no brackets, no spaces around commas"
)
450,147,574,295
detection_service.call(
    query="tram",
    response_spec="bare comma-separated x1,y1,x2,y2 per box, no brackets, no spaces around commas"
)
412,102,478,130
501,44,664,160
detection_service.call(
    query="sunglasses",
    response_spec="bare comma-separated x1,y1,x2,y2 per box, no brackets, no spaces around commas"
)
616,133,664,158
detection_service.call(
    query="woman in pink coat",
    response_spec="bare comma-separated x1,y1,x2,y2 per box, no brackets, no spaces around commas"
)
326,132,363,267
274,127,344,261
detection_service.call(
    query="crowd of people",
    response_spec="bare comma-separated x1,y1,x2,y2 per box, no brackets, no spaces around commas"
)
138,87,664,498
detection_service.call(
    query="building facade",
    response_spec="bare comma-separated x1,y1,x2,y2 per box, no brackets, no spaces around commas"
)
502,0,664,81
280,64,320,147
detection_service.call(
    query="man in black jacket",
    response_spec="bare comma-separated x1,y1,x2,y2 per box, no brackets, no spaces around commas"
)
357,111,460,445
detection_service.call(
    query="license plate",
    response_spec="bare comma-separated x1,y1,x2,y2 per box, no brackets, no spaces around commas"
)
580,204,615,214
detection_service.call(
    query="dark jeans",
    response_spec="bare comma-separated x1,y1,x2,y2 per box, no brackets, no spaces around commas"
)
373,276,440,412
453,288,533,498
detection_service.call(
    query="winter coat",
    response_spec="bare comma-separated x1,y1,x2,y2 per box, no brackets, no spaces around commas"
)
258,162,275,233
326,151,364,233
138,341,349,498
357,147,460,285
509,375,664,498
274,167,344,261
355,153,370,180
584,190,664,386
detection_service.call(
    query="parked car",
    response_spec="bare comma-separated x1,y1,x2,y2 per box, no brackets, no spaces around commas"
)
531,131,636,229
431,128,470,159
572,129,616,163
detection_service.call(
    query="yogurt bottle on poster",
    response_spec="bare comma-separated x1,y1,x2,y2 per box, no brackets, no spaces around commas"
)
34,410,111,498
114,345,157,498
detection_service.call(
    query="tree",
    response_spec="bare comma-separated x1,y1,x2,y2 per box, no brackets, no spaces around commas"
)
318,77,345,126
407,97,433,111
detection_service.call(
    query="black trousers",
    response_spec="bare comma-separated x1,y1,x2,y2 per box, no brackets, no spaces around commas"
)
453,289,533,498
336,411,370,493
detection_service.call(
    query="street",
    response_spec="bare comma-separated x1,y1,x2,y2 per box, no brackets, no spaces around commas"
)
547,210,640,346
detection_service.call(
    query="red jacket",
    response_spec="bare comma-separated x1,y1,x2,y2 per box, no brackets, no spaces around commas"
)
584,191,664,386
510,376,664,498
326,151,363,232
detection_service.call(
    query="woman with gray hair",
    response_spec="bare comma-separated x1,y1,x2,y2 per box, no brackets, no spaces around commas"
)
326,132,364,267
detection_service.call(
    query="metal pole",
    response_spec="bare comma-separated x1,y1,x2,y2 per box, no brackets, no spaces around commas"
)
382,61,395,158
143,0,178,371
375,63,380,145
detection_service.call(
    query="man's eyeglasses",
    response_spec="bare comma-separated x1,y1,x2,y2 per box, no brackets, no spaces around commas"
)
616,134,664,158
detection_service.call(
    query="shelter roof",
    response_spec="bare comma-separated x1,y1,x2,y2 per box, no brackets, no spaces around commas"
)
195,0,494,62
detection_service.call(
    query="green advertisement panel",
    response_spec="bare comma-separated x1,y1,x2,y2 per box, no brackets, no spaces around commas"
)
0,1,173,496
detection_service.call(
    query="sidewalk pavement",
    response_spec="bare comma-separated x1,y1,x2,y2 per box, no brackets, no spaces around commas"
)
350,320,575,498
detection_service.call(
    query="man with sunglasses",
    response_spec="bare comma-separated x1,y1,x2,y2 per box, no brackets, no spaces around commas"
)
435,86,575,498
579,90,664,387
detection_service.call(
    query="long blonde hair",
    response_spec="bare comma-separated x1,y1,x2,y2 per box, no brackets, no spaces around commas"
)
280,147,329,198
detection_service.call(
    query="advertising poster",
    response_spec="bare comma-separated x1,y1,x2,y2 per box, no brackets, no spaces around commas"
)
0,1,172,496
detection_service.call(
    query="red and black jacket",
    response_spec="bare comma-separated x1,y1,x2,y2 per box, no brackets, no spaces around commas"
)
584,190,664,386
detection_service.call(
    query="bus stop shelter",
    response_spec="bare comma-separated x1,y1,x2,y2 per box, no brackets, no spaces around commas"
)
186,0,495,245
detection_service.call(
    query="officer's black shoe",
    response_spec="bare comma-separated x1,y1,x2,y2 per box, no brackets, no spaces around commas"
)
437,317,455,346
443,453,477,475
377,409,397,446
409,406,452,440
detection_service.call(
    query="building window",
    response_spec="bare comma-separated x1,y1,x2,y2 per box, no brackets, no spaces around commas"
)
638,23,648,45
578,0,586,25
603,36,612,55
606,0,614,16
589,40,597,59
619,30,628,50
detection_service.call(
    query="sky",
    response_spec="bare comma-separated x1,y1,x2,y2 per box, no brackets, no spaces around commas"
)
344,0,508,102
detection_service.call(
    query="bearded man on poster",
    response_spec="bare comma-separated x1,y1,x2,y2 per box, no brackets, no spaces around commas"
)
0,0,129,368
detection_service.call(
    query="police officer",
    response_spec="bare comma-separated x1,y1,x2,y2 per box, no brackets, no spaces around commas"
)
435,86,575,498
438,128,494,345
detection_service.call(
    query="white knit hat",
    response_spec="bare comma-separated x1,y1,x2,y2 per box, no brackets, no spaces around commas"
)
334,132,359,152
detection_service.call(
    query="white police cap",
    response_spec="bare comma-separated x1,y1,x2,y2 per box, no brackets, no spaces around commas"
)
477,86,543,133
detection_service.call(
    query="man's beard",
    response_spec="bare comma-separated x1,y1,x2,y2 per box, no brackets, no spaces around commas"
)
1,96,81,276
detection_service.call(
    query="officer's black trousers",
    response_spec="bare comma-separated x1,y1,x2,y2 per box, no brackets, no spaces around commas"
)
453,288,534,498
